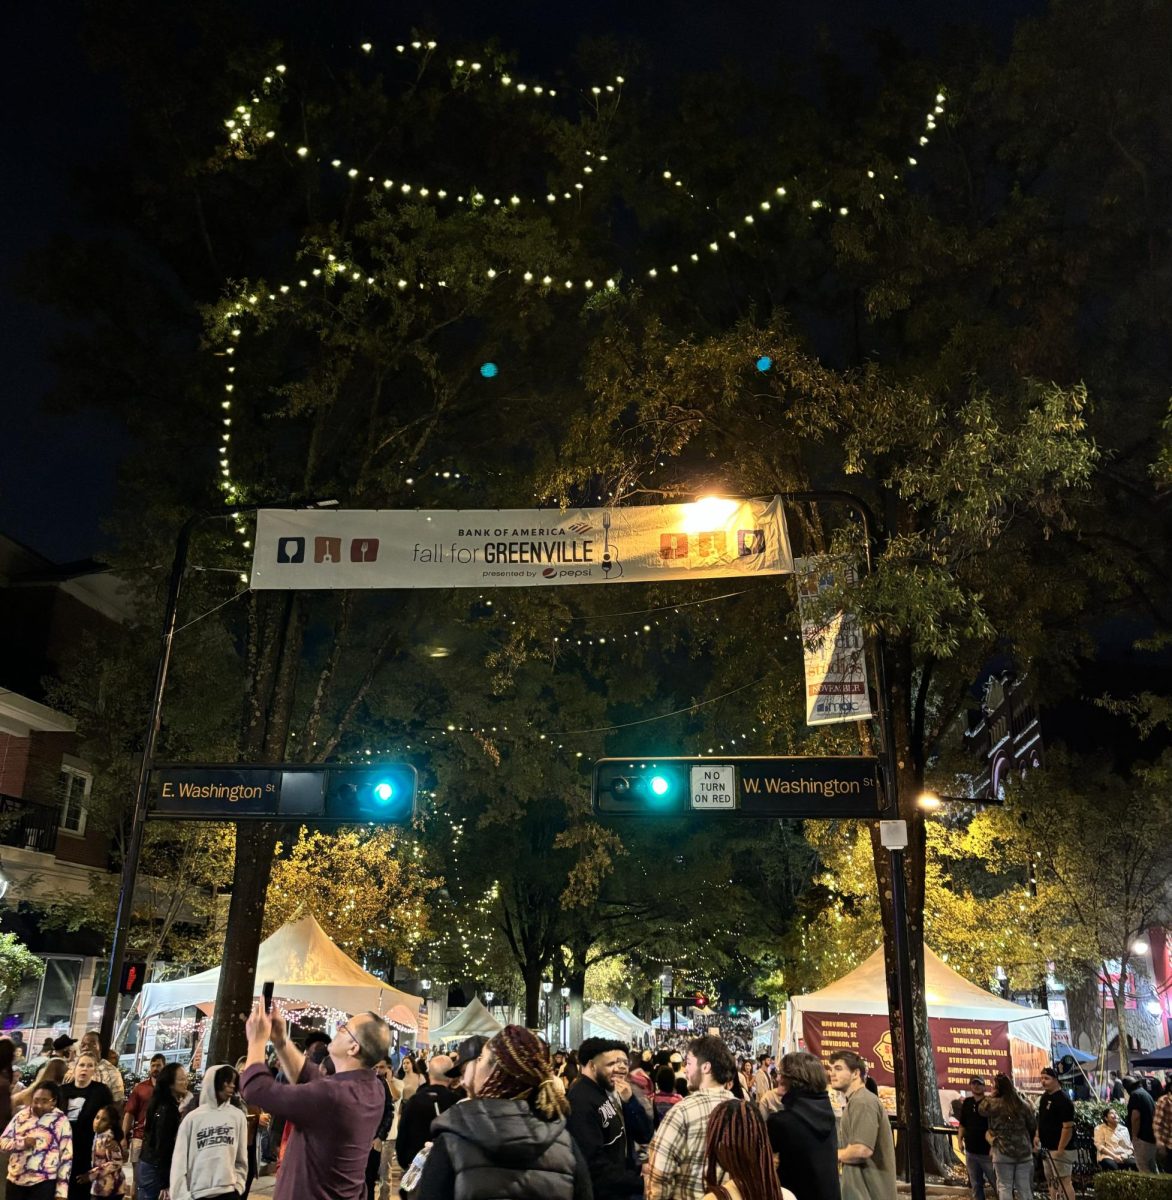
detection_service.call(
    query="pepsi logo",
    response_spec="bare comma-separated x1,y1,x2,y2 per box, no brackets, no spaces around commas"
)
542,567,557,578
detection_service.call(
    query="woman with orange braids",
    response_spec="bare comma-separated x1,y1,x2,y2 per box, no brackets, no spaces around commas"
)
412,1025,592,1200
702,1099,788,1200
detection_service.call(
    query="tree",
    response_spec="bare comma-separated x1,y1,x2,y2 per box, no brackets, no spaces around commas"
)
264,826,439,972
975,751,1172,1072
0,934,44,1011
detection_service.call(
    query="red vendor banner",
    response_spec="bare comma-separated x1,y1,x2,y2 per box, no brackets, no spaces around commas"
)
802,1011,1011,1093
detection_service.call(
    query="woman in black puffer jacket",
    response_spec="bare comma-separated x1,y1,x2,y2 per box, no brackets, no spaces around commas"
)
413,1025,591,1200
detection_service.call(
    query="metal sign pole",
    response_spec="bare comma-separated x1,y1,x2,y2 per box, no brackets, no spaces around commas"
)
99,510,204,1049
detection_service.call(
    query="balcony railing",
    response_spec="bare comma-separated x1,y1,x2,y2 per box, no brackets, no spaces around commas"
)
0,795,60,855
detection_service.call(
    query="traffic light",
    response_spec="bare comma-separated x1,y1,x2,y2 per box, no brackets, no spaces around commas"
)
593,760,688,814
323,765,418,823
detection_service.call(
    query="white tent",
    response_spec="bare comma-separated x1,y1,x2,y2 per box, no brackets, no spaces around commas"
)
787,945,1051,1067
753,1012,783,1055
652,1010,692,1030
138,914,419,1022
430,997,503,1043
611,1005,655,1042
582,1003,635,1041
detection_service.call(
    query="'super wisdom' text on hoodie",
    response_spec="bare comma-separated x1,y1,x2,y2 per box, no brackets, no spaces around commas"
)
169,1064,248,1200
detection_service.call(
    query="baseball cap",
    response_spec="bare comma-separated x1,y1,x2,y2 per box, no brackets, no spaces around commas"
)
970,1076,987,1086
52,1035,77,1052
446,1035,488,1078
1040,1067,1058,1080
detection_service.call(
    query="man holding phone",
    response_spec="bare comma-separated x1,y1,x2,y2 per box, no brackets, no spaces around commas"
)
240,997,391,1200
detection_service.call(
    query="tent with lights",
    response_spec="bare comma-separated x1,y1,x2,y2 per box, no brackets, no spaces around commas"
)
785,946,1051,1107
429,997,503,1043
138,914,419,1024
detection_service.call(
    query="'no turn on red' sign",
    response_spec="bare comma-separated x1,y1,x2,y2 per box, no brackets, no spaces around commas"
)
690,763,736,809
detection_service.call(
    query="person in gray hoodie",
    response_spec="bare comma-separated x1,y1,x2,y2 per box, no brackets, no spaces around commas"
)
413,1025,591,1200
169,1065,248,1200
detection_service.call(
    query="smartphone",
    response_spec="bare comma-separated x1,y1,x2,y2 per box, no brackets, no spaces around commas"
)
262,980,274,1014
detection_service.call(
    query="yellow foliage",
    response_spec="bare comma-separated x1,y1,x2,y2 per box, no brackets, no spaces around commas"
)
265,826,440,965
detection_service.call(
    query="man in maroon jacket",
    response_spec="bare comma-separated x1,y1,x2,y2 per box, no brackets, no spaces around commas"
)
240,998,391,1200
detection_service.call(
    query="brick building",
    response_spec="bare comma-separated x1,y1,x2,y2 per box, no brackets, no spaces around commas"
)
0,534,133,1044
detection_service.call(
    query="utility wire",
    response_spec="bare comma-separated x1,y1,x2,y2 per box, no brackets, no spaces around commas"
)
547,675,768,735
174,586,252,634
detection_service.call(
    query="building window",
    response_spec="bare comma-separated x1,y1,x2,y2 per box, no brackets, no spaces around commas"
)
57,767,90,835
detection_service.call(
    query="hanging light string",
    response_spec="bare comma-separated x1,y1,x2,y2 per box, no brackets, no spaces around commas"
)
566,586,757,622
221,54,946,277
210,45,946,548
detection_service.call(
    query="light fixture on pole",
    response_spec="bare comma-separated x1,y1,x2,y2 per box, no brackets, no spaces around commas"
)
542,981,553,994
1132,938,1150,955
484,990,495,1005
421,978,431,993
560,986,570,1050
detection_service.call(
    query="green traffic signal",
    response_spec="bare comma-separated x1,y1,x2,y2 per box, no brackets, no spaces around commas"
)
323,765,418,822
593,762,686,814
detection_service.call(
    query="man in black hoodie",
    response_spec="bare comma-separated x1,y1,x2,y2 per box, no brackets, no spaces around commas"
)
566,1037,644,1199
395,1054,459,1174
767,1050,841,1200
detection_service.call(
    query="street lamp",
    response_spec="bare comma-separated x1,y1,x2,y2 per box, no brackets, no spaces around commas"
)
560,986,570,1049
542,981,553,1035
421,978,431,994
1132,939,1150,955
484,990,495,1006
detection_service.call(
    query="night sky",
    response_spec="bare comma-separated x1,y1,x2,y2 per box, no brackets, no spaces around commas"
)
0,0,1042,564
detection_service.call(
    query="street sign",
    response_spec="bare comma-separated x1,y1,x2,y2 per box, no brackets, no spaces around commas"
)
593,756,883,818
150,764,418,822
690,763,736,809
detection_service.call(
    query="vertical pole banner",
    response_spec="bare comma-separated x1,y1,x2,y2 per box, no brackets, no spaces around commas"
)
795,557,874,726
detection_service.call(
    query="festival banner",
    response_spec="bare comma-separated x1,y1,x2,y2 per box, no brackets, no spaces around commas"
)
801,1011,1011,1096
250,498,792,590
795,557,874,726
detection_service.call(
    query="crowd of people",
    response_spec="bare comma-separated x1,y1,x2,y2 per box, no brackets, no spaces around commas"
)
1,1014,1168,1200
953,1066,1172,1200
0,1028,267,1200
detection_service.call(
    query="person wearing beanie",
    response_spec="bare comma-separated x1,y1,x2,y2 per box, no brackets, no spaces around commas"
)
567,1038,644,1199
412,1025,591,1200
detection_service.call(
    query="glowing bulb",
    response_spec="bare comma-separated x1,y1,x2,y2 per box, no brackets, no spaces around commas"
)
683,496,740,532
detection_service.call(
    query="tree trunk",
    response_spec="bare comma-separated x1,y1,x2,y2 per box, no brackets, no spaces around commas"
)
567,967,586,1051
522,962,543,1030
1109,959,1131,1075
207,593,306,1064
206,822,282,1062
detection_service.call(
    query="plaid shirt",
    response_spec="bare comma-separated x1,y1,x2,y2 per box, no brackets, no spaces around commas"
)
1155,1094,1172,1150
645,1088,733,1200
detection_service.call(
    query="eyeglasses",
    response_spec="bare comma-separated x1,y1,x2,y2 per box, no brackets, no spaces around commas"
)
338,1022,360,1049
